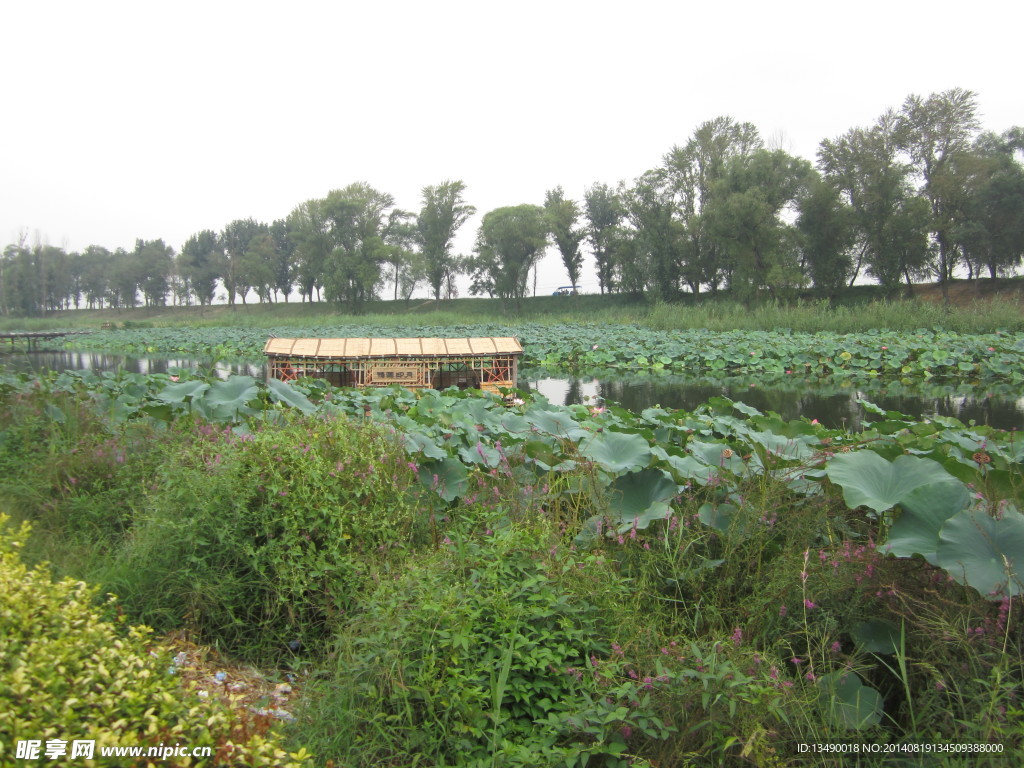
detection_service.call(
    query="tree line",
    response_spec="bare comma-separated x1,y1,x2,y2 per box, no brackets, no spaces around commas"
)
2,89,1021,316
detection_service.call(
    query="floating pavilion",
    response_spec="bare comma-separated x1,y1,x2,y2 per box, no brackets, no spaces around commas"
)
263,337,522,393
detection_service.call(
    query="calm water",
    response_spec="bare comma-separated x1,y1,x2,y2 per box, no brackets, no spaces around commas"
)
522,373,1024,431
4,350,1023,431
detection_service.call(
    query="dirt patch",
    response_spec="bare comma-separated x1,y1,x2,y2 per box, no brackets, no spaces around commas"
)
159,631,302,727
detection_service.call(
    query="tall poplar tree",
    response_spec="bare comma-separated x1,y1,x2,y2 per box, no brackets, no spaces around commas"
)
417,180,475,306
543,186,585,291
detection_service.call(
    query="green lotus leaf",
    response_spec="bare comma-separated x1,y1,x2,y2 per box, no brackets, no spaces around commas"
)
663,454,718,485
936,505,1024,599
816,671,883,730
748,430,816,461
825,452,960,516
267,378,316,414
403,431,448,460
697,502,742,534
882,481,971,564
851,619,901,655
688,440,747,474
525,405,585,438
157,380,210,404
608,469,677,531
458,441,502,468
580,431,653,474
203,376,259,420
417,456,469,502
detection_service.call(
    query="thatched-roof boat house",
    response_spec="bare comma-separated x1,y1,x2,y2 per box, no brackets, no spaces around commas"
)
264,337,522,393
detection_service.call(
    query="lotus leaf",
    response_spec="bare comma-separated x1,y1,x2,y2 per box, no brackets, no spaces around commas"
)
882,482,971,564
203,376,259,421
267,378,316,414
524,405,586,439
825,452,960,517
157,380,210,404
458,441,503,468
417,456,469,502
607,469,677,532
403,431,448,460
697,502,742,534
936,506,1024,599
851,618,901,655
579,432,653,474
816,671,883,730
688,440,747,475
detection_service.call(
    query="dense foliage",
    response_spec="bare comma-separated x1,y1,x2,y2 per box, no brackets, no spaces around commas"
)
1,366,1022,764
0,515,312,767
3,90,1021,316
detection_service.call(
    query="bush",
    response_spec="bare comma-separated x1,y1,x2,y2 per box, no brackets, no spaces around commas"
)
98,414,426,662
0,515,312,767
299,524,673,766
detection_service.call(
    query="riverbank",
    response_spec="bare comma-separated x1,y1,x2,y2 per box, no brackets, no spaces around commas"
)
2,278,1023,335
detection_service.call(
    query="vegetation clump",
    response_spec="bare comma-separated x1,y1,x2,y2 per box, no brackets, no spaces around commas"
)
1,368,1022,766
0,514,312,767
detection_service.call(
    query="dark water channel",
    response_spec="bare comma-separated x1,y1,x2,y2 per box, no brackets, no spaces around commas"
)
4,350,1023,431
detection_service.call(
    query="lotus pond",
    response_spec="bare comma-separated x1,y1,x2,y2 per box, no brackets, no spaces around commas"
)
2,323,1023,765
44,323,1024,381
5,347,1024,430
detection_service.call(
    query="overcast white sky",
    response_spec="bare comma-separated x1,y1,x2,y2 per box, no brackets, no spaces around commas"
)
1,0,1019,296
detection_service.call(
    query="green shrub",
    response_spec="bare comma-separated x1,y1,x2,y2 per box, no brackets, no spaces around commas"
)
0,515,312,767
97,414,425,661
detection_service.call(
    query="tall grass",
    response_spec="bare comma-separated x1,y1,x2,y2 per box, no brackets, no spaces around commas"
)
6,279,1022,335
642,296,1024,334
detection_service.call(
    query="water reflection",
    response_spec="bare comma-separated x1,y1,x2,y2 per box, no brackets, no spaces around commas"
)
523,374,1024,431
0,350,262,380
3,350,1022,431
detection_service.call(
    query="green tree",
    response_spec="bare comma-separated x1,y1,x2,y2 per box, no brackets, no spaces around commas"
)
380,209,417,301
240,232,278,303
582,183,623,294
951,130,1024,279
664,117,763,293
320,183,396,307
543,186,585,291
287,200,330,302
78,245,112,309
416,180,475,306
107,247,141,309
796,175,857,296
619,170,684,299
469,205,548,311
704,149,813,301
66,251,85,309
269,219,296,302
178,230,224,306
134,239,174,307
897,88,981,299
221,219,267,306
818,114,930,292
1,241,32,315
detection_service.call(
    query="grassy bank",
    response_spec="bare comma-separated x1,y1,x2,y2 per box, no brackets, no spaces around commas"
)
2,278,1023,335
1,370,1021,766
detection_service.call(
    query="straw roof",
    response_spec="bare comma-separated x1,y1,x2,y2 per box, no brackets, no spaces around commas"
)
263,337,522,358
